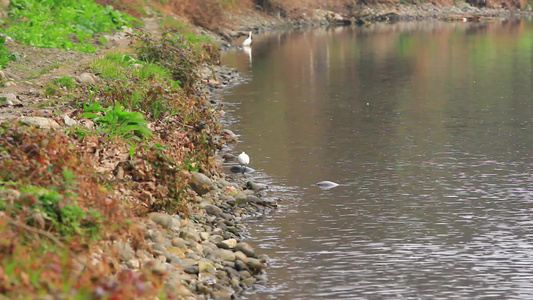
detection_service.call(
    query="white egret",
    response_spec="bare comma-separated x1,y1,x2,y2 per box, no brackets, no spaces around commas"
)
237,151,250,174
242,31,252,47
243,45,252,67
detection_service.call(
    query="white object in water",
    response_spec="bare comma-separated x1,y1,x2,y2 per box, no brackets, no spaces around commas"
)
237,151,250,174
242,31,252,46
316,181,340,189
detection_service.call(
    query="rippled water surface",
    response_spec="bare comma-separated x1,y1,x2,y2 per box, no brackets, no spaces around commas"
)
219,20,533,299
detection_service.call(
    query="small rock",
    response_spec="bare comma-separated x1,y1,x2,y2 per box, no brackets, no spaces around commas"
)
235,242,255,257
0,70,6,81
234,259,248,271
18,117,60,129
0,93,18,105
171,237,187,249
198,260,216,273
126,258,140,269
146,259,167,275
209,249,236,262
241,277,257,287
179,226,200,242
148,212,173,229
189,172,215,196
184,265,199,275
221,238,237,249
234,251,248,262
204,204,223,216
246,258,263,274
247,195,264,205
199,232,209,241
61,114,77,126
234,192,247,206
209,234,224,244
246,181,268,193
151,243,168,256
0,189,20,203
76,72,96,84
166,246,186,258
115,241,134,262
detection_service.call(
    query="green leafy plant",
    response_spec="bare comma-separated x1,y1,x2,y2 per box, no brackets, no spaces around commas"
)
0,35,16,69
82,101,151,140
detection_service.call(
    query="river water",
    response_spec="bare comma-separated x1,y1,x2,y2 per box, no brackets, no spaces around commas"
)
220,19,533,299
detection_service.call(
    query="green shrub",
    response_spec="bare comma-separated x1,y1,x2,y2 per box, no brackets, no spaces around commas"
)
135,28,220,94
0,185,101,238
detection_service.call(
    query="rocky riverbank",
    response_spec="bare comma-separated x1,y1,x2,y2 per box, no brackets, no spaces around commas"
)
1,1,532,299
124,66,278,299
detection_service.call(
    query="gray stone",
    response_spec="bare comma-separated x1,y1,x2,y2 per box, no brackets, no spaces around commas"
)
115,241,134,262
146,259,167,275
220,238,237,249
198,260,216,272
189,172,215,195
151,243,168,256
234,259,248,271
209,234,224,243
0,93,18,106
148,212,173,229
18,117,60,129
238,270,252,279
204,204,223,216
234,191,247,206
235,242,255,257
61,114,77,126
246,258,263,274
209,249,236,262
171,237,187,249
76,72,96,84
179,226,200,242
0,189,20,203
234,251,248,262
246,181,268,193
241,277,257,287
0,70,6,81
247,195,264,205
184,265,199,274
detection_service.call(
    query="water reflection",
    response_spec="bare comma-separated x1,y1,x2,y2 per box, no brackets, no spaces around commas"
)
220,19,533,299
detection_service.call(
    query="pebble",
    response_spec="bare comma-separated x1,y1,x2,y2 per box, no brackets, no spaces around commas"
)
235,242,255,257
18,116,60,129
148,212,174,229
76,72,96,84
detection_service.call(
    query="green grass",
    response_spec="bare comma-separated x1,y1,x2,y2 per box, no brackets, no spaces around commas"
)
0,35,16,69
4,0,137,52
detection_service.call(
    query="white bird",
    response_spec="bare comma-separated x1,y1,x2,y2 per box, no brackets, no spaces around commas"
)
237,151,250,174
242,31,252,47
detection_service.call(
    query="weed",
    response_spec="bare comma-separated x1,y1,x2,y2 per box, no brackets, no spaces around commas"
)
82,101,151,140
43,76,77,97
0,35,16,69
